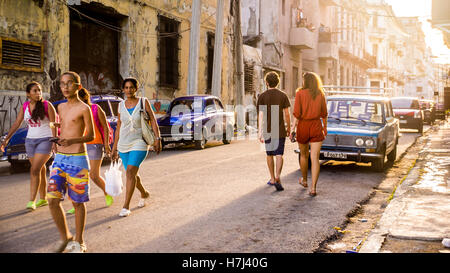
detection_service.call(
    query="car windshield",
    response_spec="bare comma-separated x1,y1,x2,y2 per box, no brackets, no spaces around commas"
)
169,99,197,115
391,99,420,109
327,100,383,123
110,101,119,116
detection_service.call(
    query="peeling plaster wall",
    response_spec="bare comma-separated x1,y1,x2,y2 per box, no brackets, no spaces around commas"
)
0,0,236,133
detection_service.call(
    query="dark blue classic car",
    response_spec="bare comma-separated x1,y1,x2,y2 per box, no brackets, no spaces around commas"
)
157,95,235,149
320,95,400,172
1,95,122,169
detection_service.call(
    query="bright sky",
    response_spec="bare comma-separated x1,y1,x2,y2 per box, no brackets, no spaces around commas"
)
385,0,450,64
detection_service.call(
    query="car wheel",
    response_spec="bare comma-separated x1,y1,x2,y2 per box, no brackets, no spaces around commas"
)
387,143,397,162
194,130,207,150
373,146,386,172
418,123,423,134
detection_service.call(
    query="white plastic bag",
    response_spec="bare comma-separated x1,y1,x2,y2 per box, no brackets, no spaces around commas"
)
105,159,123,196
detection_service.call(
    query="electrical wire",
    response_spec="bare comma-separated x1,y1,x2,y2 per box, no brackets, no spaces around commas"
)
57,0,217,38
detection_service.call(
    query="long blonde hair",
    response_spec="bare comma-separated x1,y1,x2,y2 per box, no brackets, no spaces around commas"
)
302,72,325,100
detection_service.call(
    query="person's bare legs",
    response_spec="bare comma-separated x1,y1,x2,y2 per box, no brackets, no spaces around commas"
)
266,156,276,184
89,159,106,195
29,153,51,202
48,199,73,243
123,165,139,209
73,202,86,244
299,143,310,187
38,163,47,200
275,155,283,181
135,175,149,198
309,141,323,195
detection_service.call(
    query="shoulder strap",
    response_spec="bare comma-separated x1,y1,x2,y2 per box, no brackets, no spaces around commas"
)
23,101,30,112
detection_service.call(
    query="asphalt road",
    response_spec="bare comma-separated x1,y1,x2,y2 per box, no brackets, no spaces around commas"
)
0,127,426,253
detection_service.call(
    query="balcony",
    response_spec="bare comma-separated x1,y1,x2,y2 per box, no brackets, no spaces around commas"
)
319,0,337,6
289,27,315,50
318,41,338,60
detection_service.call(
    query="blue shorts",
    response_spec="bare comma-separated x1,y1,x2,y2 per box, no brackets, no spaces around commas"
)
265,138,286,156
25,137,52,157
47,152,90,203
119,150,148,170
86,144,104,161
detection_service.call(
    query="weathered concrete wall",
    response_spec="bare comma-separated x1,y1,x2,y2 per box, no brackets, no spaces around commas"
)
0,0,237,133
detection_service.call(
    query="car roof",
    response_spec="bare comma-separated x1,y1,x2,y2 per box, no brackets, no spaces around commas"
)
327,95,389,102
53,95,123,105
391,96,419,101
173,95,219,101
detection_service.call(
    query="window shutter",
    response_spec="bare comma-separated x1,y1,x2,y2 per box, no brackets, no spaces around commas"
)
0,37,43,72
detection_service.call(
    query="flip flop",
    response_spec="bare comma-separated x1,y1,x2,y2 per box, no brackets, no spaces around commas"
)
55,237,74,253
309,192,317,197
274,178,284,191
267,180,275,186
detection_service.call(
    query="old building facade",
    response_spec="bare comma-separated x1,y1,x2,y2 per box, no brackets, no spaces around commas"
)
0,0,237,134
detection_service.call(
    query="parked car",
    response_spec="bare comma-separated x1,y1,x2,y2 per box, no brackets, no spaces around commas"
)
391,97,423,133
320,95,400,172
435,103,446,120
419,99,435,125
1,95,122,169
157,95,235,149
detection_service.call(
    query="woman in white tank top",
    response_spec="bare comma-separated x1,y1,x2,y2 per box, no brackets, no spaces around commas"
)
111,77,161,217
0,82,57,211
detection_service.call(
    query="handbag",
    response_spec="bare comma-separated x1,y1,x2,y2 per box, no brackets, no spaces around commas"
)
140,97,156,146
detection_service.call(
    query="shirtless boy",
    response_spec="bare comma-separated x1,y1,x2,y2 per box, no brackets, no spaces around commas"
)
47,71,94,253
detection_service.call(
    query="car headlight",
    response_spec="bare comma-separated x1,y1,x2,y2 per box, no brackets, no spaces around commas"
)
355,138,364,146
185,122,193,129
365,138,374,147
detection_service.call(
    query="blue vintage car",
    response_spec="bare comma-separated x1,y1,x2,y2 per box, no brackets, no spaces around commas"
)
1,95,122,169
320,95,400,172
157,95,235,149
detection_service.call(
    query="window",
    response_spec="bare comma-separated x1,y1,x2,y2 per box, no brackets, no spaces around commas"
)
214,99,224,111
244,62,255,93
282,0,285,16
158,16,180,88
205,99,216,112
0,37,43,72
207,32,215,92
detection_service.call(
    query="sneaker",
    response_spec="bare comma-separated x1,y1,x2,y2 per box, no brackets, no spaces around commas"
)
66,207,75,215
119,208,131,217
26,201,36,211
64,241,87,253
36,199,48,208
137,198,146,208
105,195,114,207
138,191,149,208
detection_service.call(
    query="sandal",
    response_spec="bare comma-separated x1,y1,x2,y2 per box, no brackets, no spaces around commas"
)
267,180,275,186
299,179,308,188
309,191,317,197
274,178,284,191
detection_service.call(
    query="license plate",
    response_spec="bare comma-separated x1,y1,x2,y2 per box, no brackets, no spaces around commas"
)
323,152,347,159
400,120,407,124
18,153,28,160
163,137,179,142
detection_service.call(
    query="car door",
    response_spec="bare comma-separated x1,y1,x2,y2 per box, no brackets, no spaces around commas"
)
204,98,218,138
384,101,396,152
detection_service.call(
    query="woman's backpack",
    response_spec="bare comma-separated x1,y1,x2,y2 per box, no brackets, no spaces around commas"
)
91,104,114,145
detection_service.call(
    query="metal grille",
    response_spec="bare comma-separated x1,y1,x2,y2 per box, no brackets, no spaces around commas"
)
323,134,355,147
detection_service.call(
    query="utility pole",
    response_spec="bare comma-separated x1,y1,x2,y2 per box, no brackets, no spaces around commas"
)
211,0,224,98
187,0,202,95
233,0,245,135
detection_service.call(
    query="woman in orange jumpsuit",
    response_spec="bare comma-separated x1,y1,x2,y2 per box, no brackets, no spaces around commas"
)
291,72,328,196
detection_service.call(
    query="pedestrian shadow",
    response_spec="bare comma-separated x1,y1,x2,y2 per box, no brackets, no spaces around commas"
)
0,209,29,221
